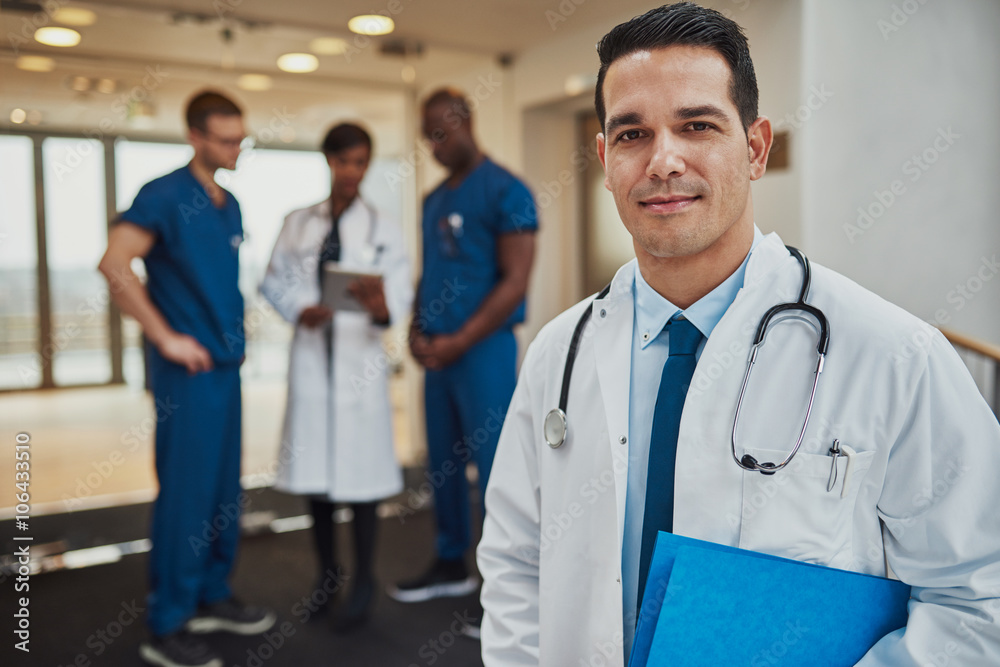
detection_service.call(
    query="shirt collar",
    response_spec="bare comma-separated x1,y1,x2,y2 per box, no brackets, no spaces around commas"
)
634,226,763,348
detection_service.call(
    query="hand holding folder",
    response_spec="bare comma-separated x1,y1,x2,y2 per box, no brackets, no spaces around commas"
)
629,533,911,667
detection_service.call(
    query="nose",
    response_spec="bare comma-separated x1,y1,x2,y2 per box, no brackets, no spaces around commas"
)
645,132,685,180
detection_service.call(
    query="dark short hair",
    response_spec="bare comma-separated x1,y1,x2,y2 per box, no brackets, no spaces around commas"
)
595,2,758,134
422,87,472,126
321,123,372,156
185,90,242,132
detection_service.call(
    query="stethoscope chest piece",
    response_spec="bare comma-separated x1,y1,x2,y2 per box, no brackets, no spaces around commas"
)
544,408,568,448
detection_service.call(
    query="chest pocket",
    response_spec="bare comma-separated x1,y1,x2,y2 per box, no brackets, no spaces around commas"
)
737,447,875,569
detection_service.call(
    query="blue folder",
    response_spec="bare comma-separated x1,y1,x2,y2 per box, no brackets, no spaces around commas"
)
629,533,911,667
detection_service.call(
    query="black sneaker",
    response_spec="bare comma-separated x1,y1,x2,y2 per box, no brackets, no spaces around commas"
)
139,631,222,667
185,598,277,635
387,558,479,603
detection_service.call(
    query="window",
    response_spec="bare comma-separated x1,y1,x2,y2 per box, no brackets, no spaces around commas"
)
42,137,110,386
0,136,40,390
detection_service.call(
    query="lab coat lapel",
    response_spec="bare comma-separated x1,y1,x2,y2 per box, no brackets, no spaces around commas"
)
590,261,636,554
672,234,795,544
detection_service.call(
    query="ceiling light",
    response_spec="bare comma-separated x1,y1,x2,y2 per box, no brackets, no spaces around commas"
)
237,74,273,91
35,26,82,47
276,53,318,73
10,109,27,124
70,75,91,92
401,65,416,84
310,37,348,55
348,15,394,36
16,55,56,72
279,126,296,143
96,78,116,94
27,110,43,125
51,7,97,26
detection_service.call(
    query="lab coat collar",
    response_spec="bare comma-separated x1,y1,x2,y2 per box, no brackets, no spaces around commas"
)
744,232,792,288
315,195,367,221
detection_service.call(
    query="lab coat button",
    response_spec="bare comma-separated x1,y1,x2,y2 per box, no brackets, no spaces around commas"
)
599,309,607,318
642,331,649,341
619,435,627,445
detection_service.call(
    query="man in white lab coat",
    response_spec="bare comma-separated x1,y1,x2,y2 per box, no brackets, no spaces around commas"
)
477,3,1000,665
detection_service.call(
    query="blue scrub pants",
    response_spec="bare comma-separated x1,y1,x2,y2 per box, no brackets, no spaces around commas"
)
147,350,242,636
424,328,517,560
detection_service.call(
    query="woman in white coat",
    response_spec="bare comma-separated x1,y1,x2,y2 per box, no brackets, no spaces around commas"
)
260,123,412,629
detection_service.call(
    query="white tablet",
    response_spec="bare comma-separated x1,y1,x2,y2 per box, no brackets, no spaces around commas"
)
320,262,382,312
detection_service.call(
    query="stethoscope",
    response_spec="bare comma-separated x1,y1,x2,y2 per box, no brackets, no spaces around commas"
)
543,246,829,477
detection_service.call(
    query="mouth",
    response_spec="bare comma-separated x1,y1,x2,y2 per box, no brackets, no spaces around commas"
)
639,195,700,214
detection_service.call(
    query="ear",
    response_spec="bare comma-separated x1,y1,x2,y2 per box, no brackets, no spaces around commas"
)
597,132,611,191
747,116,773,181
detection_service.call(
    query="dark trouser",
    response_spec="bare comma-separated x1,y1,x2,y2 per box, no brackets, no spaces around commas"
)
309,499,378,584
147,351,242,636
423,328,517,560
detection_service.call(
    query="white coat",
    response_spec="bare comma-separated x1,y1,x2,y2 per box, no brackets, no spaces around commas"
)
478,233,1000,666
260,197,412,502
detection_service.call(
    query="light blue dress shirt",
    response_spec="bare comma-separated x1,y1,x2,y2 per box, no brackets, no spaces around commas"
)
622,227,762,658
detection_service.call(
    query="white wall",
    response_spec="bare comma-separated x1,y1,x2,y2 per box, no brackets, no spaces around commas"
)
509,0,806,340
802,0,1000,343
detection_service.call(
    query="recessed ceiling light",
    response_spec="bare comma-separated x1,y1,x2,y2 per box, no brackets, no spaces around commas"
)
277,53,318,73
10,108,27,124
52,7,97,26
237,73,273,91
310,37,348,55
16,55,56,72
279,126,296,143
35,26,81,47
96,78,116,94
348,15,394,36
27,110,43,125
401,65,416,84
70,75,91,92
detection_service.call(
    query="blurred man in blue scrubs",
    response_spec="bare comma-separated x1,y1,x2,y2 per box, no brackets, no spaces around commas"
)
389,88,538,637
99,90,274,667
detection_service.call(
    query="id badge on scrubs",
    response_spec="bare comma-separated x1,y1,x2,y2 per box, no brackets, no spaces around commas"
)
437,213,463,258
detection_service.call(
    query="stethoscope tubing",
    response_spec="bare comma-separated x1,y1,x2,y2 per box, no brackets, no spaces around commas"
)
545,246,829,477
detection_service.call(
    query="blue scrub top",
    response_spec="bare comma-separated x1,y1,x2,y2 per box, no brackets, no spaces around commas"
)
417,157,538,335
121,165,245,364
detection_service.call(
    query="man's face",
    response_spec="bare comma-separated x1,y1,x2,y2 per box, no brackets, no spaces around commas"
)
422,102,468,171
190,114,246,171
598,45,770,262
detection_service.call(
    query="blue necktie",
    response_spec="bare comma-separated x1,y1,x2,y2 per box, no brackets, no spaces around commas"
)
636,316,703,608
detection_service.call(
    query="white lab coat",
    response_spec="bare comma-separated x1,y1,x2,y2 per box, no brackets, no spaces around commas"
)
478,233,1000,666
260,197,412,501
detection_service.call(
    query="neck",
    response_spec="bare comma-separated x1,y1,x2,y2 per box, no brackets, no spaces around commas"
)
330,190,355,219
637,219,754,310
448,150,484,186
188,156,218,191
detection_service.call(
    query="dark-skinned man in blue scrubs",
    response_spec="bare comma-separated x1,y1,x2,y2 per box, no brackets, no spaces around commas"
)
99,90,274,667
389,87,538,639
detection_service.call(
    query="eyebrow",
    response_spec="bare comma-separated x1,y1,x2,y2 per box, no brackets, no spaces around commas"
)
604,112,643,137
675,104,731,123
604,104,733,136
